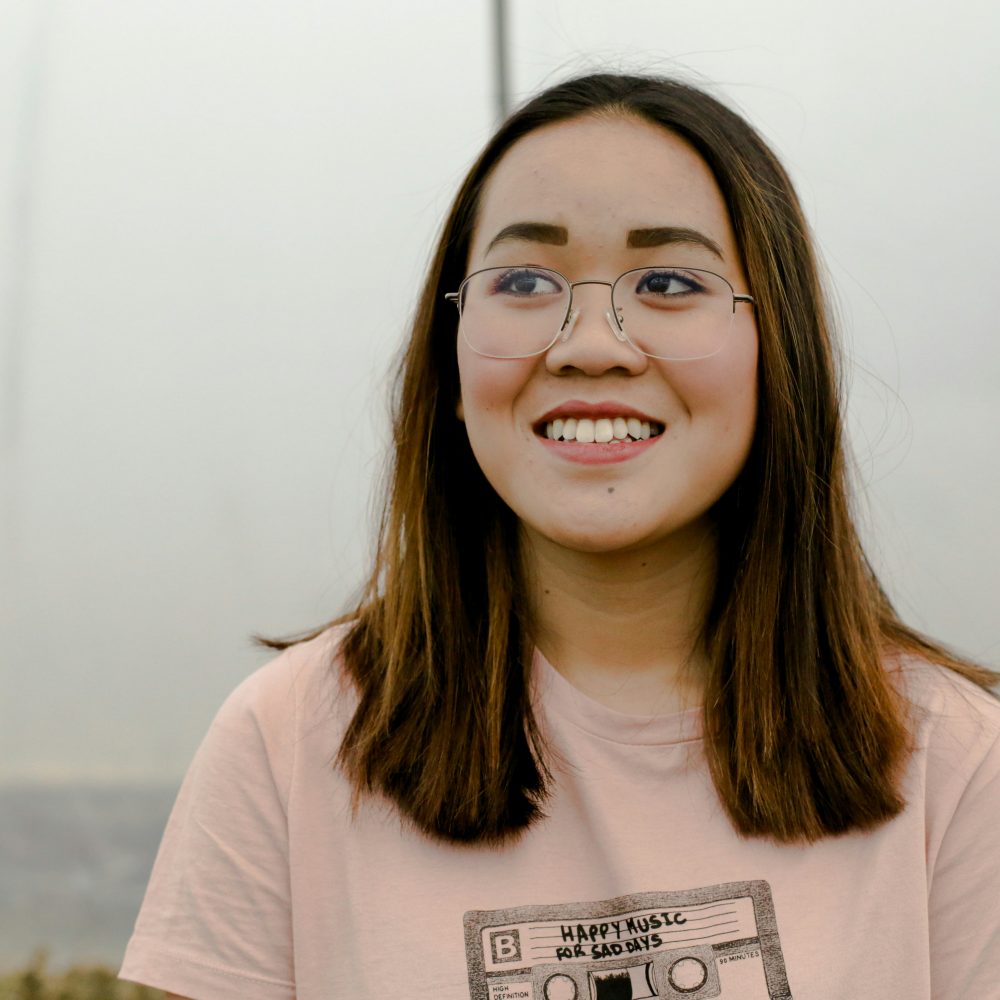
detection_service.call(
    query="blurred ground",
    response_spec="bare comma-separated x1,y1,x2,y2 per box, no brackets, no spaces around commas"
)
0,785,175,970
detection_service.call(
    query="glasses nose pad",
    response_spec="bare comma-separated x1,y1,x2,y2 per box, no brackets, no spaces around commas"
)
560,308,579,342
605,308,627,341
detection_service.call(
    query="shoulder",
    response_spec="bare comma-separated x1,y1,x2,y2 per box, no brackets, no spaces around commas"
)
194,623,359,801
220,622,356,726
120,624,364,998
896,655,1000,754
893,656,1000,839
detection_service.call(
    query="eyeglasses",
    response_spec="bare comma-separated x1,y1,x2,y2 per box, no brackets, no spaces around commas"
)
445,265,754,361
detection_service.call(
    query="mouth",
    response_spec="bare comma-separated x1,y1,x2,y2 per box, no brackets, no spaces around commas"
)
537,414,665,444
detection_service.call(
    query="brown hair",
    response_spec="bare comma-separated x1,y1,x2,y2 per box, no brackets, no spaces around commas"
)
268,73,996,844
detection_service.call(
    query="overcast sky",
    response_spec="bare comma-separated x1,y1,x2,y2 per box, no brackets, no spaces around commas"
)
2,0,998,785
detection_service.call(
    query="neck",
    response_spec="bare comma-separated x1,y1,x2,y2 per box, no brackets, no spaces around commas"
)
522,520,717,716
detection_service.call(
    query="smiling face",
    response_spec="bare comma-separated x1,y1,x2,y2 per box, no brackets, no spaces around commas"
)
455,114,758,560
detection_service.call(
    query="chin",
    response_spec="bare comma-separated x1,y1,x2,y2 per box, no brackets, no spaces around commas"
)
521,519,660,556
519,505,718,559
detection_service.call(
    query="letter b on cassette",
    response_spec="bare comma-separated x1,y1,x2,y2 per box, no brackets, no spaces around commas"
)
491,929,523,964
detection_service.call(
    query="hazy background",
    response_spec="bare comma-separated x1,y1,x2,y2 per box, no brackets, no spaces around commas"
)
2,0,998,968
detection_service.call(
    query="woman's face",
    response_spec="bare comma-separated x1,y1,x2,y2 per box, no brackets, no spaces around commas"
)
456,115,758,558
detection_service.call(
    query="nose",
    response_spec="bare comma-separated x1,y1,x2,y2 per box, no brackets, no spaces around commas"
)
544,281,648,377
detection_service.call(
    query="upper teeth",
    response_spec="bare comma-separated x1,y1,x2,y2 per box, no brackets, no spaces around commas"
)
544,416,657,442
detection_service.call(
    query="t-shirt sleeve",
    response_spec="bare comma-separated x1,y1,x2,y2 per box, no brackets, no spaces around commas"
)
925,683,1000,998
119,652,300,1000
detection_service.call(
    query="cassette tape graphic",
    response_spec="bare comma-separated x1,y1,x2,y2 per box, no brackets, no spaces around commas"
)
464,880,792,1000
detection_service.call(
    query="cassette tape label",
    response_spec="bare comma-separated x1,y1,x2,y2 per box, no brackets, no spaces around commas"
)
464,881,792,1000
481,895,759,967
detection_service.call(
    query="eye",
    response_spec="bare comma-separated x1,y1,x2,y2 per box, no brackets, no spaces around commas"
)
490,267,564,298
633,268,706,298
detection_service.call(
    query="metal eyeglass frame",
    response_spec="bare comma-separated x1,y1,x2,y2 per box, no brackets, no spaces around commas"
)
444,265,755,360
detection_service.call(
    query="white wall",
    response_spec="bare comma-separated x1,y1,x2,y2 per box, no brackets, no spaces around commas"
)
2,0,997,785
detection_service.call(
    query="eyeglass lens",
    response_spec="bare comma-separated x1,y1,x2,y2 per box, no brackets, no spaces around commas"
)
457,266,738,360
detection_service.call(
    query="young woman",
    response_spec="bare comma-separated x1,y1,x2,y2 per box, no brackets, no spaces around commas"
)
121,74,1000,1000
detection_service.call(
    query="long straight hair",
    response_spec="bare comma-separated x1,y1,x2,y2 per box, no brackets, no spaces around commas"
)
269,74,997,844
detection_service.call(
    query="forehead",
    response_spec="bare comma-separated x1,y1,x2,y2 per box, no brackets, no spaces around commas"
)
470,115,736,264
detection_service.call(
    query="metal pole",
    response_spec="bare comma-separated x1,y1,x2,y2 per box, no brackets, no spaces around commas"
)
4,0,53,455
492,0,510,124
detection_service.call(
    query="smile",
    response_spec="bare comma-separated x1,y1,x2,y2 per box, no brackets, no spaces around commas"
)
539,416,665,443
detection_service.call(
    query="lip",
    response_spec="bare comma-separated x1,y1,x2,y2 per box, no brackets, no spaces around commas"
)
535,399,662,426
537,434,661,465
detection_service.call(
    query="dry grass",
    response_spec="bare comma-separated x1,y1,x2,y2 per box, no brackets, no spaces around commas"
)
0,952,164,1000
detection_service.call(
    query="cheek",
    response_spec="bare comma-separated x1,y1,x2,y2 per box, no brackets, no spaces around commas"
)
665,333,758,440
456,347,537,435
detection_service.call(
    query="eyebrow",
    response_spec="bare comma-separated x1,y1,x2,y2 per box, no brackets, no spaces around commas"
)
485,221,724,259
626,226,723,258
486,222,569,252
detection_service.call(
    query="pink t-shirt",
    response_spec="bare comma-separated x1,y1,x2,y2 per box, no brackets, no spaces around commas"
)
120,626,1000,999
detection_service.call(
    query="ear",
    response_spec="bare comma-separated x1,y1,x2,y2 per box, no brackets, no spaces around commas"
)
456,396,465,422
